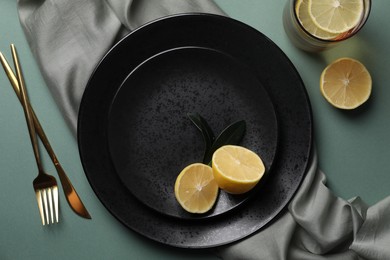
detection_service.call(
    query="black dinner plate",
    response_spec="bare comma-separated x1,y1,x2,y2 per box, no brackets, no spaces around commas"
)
107,46,278,219
78,13,313,248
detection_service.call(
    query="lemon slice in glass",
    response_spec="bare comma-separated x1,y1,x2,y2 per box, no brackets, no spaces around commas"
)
308,0,364,34
296,0,339,40
174,163,219,214
320,57,372,109
212,145,265,194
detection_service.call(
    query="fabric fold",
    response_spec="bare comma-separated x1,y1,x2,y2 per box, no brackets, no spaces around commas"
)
351,196,390,259
18,0,123,132
289,168,366,255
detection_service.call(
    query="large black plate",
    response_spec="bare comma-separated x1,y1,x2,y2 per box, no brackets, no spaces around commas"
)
78,13,313,248
107,46,278,219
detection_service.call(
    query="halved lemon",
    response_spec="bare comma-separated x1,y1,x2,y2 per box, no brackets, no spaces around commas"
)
212,145,265,194
320,57,372,109
174,163,219,214
308,0,364,34
296,0,339,40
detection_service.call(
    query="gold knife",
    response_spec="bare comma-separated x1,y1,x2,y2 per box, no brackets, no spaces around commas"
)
0,49,91,219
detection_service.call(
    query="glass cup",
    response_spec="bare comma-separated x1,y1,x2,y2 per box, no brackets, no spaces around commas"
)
283,0,371,52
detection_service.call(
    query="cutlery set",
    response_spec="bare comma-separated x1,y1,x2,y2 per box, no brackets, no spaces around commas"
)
0,44,90,225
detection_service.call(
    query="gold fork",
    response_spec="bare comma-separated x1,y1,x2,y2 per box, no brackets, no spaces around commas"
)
0,50,91,219
10,44,59,225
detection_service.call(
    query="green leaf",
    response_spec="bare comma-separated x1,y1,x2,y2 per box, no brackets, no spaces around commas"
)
187,113,215,162
203,120,246,164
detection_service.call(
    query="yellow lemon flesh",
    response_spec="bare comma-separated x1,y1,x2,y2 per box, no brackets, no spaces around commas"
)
320,57,372,109
308,0,364,34
296,0,339,40
174,163,219,214
212,145,265,194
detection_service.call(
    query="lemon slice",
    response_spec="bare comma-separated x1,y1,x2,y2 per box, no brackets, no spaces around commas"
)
308,0,364,34
320,57,372,109
212,145,265,194
174,163,219,214
296,0,339,40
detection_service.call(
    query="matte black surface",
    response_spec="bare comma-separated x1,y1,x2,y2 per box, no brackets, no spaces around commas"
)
78,14,313,248
107,47,278,219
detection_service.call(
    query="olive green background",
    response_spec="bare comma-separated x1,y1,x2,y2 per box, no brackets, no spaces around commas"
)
1,0,389,259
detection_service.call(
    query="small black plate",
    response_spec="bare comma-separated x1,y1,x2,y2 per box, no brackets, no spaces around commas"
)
78,13,313,248
107,46,278,219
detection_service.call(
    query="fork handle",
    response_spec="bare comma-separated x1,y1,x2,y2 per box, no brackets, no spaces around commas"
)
10,45,44,173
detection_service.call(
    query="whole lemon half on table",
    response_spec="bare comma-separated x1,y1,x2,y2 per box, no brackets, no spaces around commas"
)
320,57,372,109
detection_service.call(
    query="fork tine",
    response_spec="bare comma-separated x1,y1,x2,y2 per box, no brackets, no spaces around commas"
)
47,188,54,224
35,188,59,225
35,190,45,225
53,186,59,223
42,189,50,225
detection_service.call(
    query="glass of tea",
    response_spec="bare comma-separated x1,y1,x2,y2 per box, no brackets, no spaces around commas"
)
283,0,371,52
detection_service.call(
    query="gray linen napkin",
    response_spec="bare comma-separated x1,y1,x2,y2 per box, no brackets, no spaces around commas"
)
17,1,390,259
